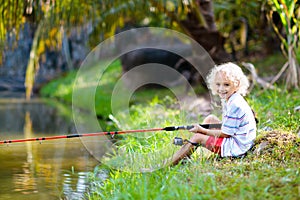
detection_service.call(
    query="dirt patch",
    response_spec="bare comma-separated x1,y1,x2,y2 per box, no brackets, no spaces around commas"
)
253,130,300,156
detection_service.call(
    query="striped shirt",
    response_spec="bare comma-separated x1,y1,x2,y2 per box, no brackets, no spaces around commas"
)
221,93,256,157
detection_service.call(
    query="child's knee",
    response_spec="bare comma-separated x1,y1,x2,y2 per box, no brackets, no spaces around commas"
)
203,114,220,124
190,134,209,145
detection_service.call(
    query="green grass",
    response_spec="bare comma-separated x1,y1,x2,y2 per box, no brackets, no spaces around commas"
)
247,86,300,131
89,160,299,199
86,87,300,200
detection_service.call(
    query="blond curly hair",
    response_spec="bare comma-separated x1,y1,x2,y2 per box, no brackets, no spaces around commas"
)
206,62,249,96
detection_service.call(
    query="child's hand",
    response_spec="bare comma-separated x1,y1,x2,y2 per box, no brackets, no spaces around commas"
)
189,124,206,134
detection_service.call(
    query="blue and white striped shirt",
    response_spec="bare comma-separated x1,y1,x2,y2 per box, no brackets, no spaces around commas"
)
221,93,256,157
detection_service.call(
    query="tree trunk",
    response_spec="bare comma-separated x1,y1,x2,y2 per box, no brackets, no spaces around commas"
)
180,0,232,63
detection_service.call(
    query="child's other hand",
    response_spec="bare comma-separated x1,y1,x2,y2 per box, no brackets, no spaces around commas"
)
189,124,206,134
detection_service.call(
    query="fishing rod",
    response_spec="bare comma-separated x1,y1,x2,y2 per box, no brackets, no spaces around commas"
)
0,123,221,145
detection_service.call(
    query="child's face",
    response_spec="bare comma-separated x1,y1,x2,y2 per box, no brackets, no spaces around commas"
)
214,72,238,101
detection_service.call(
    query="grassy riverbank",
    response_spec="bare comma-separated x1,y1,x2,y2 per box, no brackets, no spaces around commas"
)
85,87,299,200
40,59,300,199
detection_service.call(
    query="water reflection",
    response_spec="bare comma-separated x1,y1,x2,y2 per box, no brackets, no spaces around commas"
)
62,172,90,199
0,98,102,200
15,112,37,194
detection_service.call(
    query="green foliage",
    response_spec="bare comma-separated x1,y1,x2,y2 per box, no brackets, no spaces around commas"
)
5,0,299,96
0,0,25,49
214,0,262,35
40,70,75,101
1,0,218,99
41,60,122,118
266,0,300,88
213,0,264,54
40,60,181,119
268,0,299,50
296,46,300,63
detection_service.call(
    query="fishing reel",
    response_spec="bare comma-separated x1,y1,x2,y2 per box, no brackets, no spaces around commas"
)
173,137,184,146
173,137,200,147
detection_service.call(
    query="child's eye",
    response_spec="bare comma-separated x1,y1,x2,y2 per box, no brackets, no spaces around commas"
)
224,83,230,87
216,83,220,86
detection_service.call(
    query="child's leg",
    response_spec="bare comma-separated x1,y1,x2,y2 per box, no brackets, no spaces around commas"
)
171,133,210,165
171,143,195,165
201,114,223,155
171,115,220,165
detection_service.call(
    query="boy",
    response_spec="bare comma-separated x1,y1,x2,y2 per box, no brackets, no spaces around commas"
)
172,62,257,165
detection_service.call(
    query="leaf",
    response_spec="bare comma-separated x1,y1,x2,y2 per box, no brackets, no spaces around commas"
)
272,0,288,27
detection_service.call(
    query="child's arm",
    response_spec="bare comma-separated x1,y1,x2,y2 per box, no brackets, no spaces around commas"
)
189,124,230,138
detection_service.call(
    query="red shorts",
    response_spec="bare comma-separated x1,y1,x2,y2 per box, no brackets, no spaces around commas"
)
205,136,224,155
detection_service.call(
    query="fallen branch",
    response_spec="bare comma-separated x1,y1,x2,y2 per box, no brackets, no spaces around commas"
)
241,62,275,91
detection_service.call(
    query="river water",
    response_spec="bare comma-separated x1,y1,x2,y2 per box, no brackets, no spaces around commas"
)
0,96,104,199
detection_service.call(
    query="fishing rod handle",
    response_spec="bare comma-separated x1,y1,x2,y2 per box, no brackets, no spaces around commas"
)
164,123,221,131
176,124,221,130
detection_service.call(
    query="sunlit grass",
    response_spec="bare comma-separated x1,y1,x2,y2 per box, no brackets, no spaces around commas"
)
247,86,300,131
87,87,300,199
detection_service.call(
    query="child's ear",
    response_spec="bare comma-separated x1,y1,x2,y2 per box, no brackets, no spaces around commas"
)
235,80,240,88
